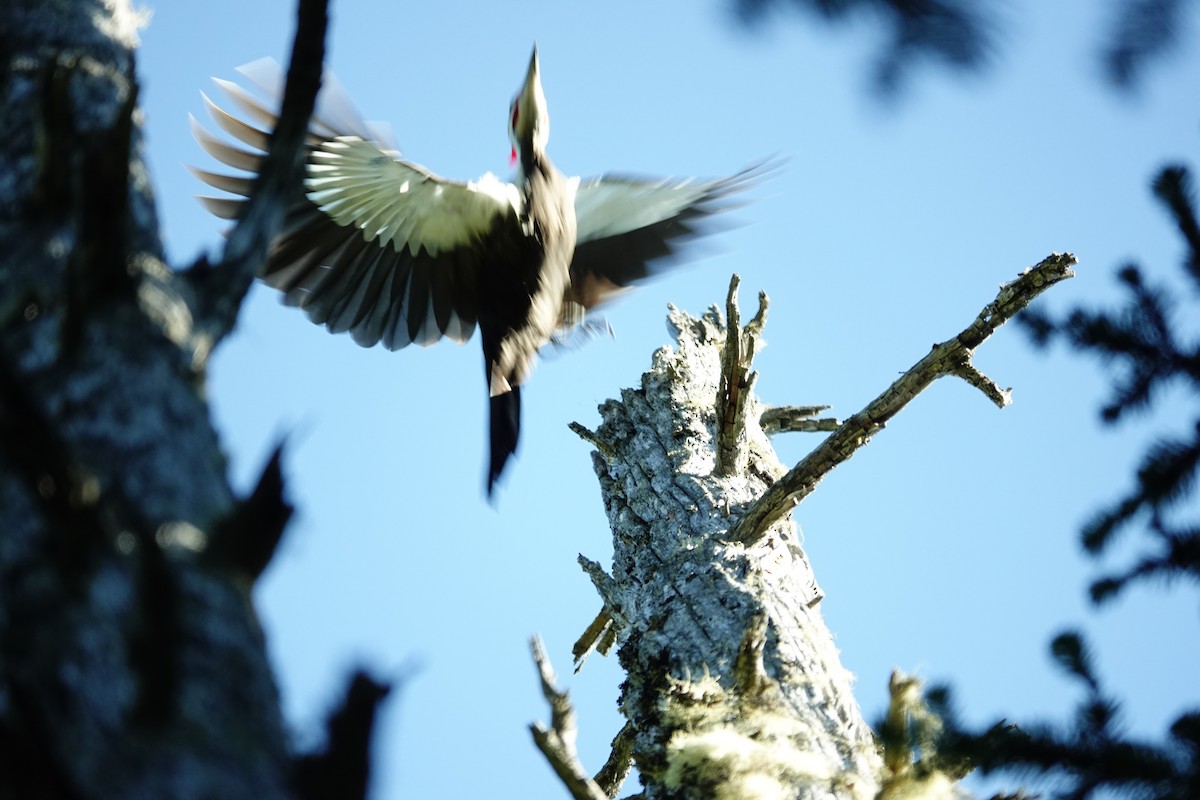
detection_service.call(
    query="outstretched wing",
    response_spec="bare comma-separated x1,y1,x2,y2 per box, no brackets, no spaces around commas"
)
567,161,776,308
191,59,521,350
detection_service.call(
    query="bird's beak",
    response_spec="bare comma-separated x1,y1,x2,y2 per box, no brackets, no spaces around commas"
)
512,45,549,159
523,46,541,99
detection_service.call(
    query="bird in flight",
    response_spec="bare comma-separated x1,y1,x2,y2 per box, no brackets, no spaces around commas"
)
191,48,770,497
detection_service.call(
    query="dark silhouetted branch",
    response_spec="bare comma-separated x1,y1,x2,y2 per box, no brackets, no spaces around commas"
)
188,0,329,345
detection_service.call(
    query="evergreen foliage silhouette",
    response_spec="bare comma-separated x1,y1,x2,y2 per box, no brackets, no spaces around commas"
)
921,162,1200,799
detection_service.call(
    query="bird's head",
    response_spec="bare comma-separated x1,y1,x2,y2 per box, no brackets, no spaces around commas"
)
509,46,548,168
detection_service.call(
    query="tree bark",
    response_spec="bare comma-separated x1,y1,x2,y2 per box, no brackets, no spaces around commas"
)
570,292,882,800
0,2,384,799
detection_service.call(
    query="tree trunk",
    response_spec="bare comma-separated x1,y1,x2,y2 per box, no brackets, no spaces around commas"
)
0,2,384,798
574,295,883,800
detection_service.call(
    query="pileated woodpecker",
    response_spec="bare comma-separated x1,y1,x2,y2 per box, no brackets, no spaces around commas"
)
191,48,769,496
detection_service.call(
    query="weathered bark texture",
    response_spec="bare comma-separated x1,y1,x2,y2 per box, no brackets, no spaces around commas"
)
574,293,883,800
0,2,385,799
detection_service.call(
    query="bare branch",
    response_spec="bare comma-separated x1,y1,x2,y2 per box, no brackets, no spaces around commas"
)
717,275,771,476
189,0,329,342
578,555,622,613
728,252,1077,544
569,421,617,461
572,608,616,672
573,556,624,671
593,721,636,798
760,405,839,434
952,360,1012,408
293,670,393,800
530,637,611,800
716,274,745,475
746,289,769,339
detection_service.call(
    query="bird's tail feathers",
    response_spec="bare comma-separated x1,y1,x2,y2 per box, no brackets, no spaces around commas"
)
487,387,521,498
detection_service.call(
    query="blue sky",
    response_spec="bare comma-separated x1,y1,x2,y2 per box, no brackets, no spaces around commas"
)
138,2,1197,796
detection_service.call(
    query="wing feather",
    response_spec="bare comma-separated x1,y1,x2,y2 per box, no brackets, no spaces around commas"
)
305,137,520,259
190,114,261,172
211,77,281,130
381,264,415,351
188,165,254,196
403,265,435,345
350,247,398,347
201,92,271,151
188,59,515,351
303,232,374,325
266,210,346,296
233,58,381,143
569,160,778,308
197,195,245,220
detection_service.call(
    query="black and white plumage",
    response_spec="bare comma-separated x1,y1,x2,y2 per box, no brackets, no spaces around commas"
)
191,48,770,495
